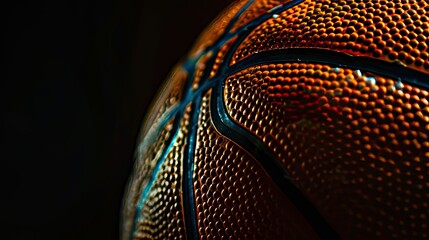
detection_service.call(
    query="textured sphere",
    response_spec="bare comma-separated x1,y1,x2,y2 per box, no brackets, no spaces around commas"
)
122,0,429,239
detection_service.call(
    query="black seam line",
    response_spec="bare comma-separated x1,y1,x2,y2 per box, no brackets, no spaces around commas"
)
180,1,256,239
131,112,183,240
215,0,304,78
182,98,202,240
225,48,429,90
183,0,255,90
210,85,341,240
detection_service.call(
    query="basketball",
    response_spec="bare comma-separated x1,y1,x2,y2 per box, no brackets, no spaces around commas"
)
122,0,429,239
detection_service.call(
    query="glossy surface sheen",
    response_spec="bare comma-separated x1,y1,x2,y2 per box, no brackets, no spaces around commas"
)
123,0,429,239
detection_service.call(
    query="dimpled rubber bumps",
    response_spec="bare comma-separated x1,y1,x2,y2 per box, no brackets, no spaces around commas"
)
134,106,192,239
124,0,429,239
122,119,175,238
193,91,318,239
234,0,429,71
123,66,187,239
224,63,429,239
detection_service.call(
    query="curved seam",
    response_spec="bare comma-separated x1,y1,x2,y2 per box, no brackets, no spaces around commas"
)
182,98,202,240
130,113,183,239
182,0,256,89
210,83,341,240
218,0,305,73
225,48,429,90
179,1,256,239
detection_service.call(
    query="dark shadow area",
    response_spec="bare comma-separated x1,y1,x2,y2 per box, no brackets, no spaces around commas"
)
1,0,229,239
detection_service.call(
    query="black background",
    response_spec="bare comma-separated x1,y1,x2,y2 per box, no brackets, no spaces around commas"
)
2,0,230,239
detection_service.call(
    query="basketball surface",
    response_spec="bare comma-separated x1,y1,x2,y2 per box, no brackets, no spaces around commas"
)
122,0,429,239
